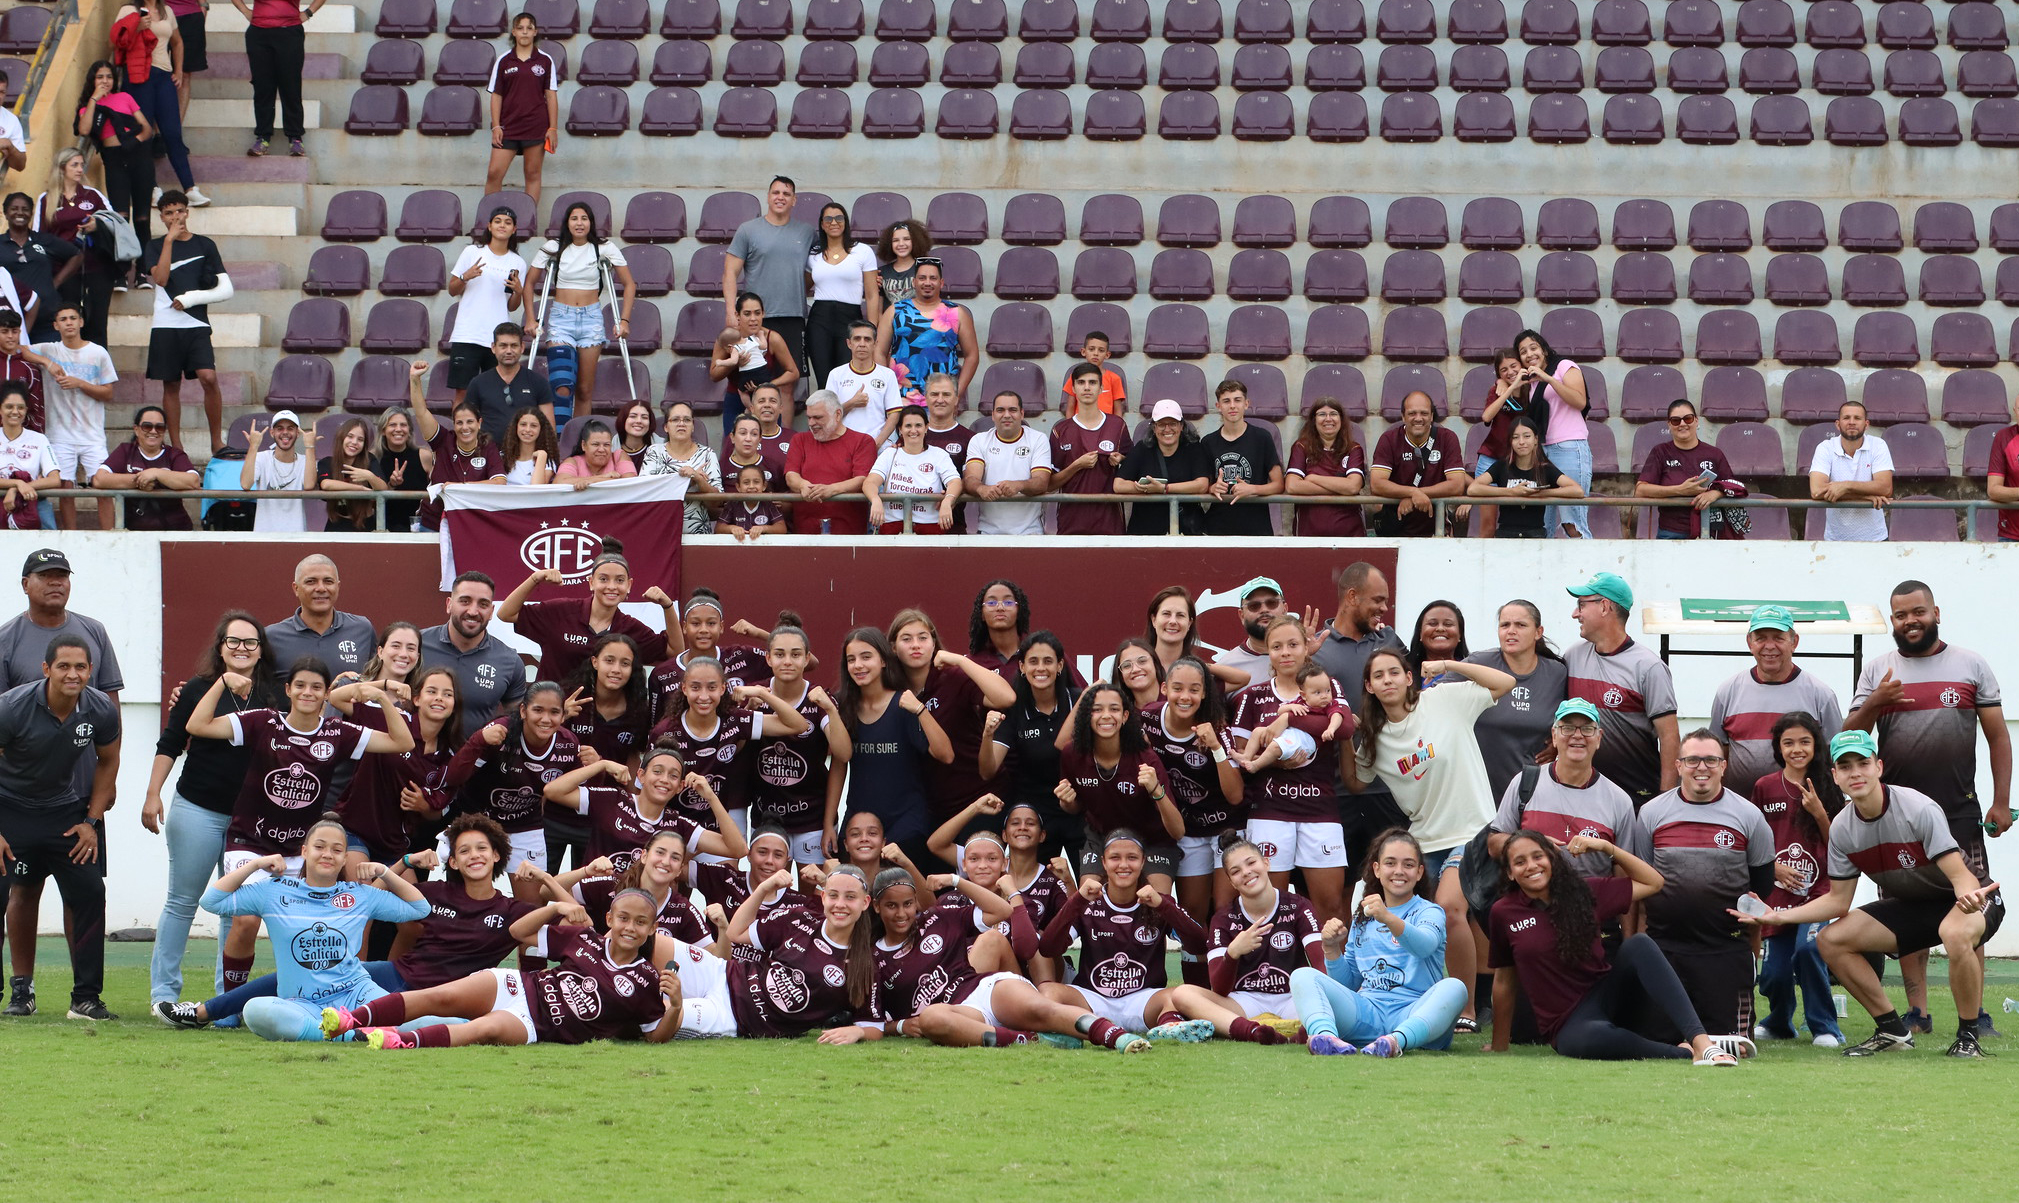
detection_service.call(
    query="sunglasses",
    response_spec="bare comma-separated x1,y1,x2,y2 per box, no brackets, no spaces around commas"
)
1669,414,1698,426
135,421,167,432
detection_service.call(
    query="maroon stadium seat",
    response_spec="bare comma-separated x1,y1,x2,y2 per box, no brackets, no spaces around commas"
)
1813,48,1873,96
1698,366,1768,420
1737,0,1793,46
1231,91,1295,139
1304,249,1370,301
1010,89,1073,138
661,0,720,36
1460,197,1523,248
1740,47,1799,94
1088,43,1150,87
379,244,447,296
323,191,387,242
618,192,685,242
303,245,370,295
1149,251,1215,300
1688,253,1754,304
1450,44,1509,90
867,41,928,85
733,0,792,37
1883,49,1946,97
359,299,430,353
1620,365,1685,422
1842,254,1907,306
1611,251,1676,303
1015,42,1074,86
1457,250,1522,301
579,38,638,84
1839,202,1902,251
1943,371,2010,426
1778,366,1844,422
1667,46,1727,92
1307,0,1365,42
1959,50,2018,98
1228,249,1293,300
1851,312,1920,366
266,354,337,413
446,0,507,37
1021,0,1079,40
639,87,703,135
1884,426,1950,478
648,40,709,85
993,247,1061,300
724,41,783,86
1676,94,1738,142
1458,305,1523,359
1919,257,1984,307
361,39,424,85
1858,369,1928,424
1535,250,1600,302
1971,98,2019,146
1537,198,1600,249
1300,364,1368,418
978,362,1047,414
941,42,1001,85
1750,95,1812,144
1664,0,1722,46
985,303,1055,357
1931,312,1998,367
1003,193,1067,244
1592,0,1650,45
1225,305,1292,358
1083,89,1149,139
1157,195,1222,247
1876,0,1933,50
1384,196,1449,248
1449,0,1507,43
1520,0,1580,44
1378,44,1437,89
1158,91,1222,138
1612,198,1676,250
1803,1,1862,49
710,87,775,136
525,0,581,37
344,85,411,134
566,84,630,134
1236,0,1294,42
805,0,864,38
415,85,480,135
282,299,353,352
1775,314,1844,366
695,192,757,243
1900,98,1962,146
672,300,726,353
588,0,650,35
684,245,725,297
1071,249,1138,299
787,87,851,137
1376,0,1433,43
936,89,999,138
1164,0,1225,42
1616,309,1683,362
1379,306,1449,360
950,0,1009,40
1694,310,1762,363
1142,363,1209,417
1602,94,1663,142
1091,0,1153,41
860,87,924,136
1379,92,1441,140
1825,97,1887,146
1524,44,1583,91
876,0,936,39
1380,249,1446,302
1305,305,1373,360
623,244,673,296
1310,197,1373,248
1308,91,1372,140
376,0,436,34
1066,304,1132,354
1082,194,1146,244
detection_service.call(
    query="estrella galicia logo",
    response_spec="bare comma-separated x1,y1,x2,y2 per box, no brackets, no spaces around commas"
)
290,922,348,971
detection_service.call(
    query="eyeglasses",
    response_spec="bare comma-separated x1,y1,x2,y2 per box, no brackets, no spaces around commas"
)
135,422,166,432
667,415,693,424
982,598,1018,608
1555,722,1597,735
222,636,262,650
915,256,943,268
820,214,847,223
1668,414,1698,427
1679,755,1725,767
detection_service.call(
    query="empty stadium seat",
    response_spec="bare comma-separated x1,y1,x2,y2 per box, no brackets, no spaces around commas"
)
937,89,998,138
1620,365,1685,422
1971,98,2019,146
1233,91,1297,138
1780,366,1848,422
1377,0,1434,43
1306,0,1365,42
1306,306,1373,359
684,245,725,297
1225,305,1293,358
303,245,370,295
1665,0,1723,46
1380,365,1448,418
1144,304,1212,356
1701,366,1769,420
416,85,480,134
1860,369,1929,424
1088,43,1150,87
860,87,924,136
1900,98,1962,146
1010,89,1073,138
993,247,1061,300
867,40,929,85
950,0,1009,40
1449,44,1509,90
1616,309,1683,361
1596,45,1655,92
1082,194,1146,245
1459,305,1524,357
1612,251,1677,303
1162,42,1221,88
322,191,387,241
1305,249,1370,300
1884,49,1946,97
566,84,630,134
1688,253,1754,304
1876,1,1933,50
345,85,411,134
1741,47,1800,94
624,244,674,295
1521,0,1579,44
1593,0,1650,45
1676,94,1738,142
1603,94,1664,142
1538,198,1600,249
1228,249,1294,299
1613,199,1677,250
1959,50,2018,99
526,0,581,37
1803,0,1862,49
1159,91,1222,138
1752,95,1812,144
1775,312,1842,364
1458,250,1523,301
1310,91,1373,140
1839,201,1902,251
1021,0,1079,40
380,245,447,296
1851,312,1919,366
1932,312,1998,366
1695,310,1761,363
1380,306,1449,359
282,299,352,352
1535,250,1601,302
1667,46,1727,92
1813,48,1873,96
1381,250,1446,302
1920,257,1984,307
1379,93,1442,140
1825,96,1887,146
1524,45,1584,91
1165,0,1226,41
1092,0,1154,40
1529,93,1590,141
724,40,784,85
1083,89,1149,139
1884,425,1950,477
1717,420,1786,474
1945,371,2010,426
1015,42,1074,86
1843,254,1908,306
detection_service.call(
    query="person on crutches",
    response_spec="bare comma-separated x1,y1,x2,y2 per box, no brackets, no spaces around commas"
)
523,201,636,425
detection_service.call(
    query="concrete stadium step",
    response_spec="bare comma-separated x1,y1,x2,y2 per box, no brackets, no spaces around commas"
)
199,51,347,82
184,98,324,129
110,372,255,413
109,313,263,350
185,205,299,238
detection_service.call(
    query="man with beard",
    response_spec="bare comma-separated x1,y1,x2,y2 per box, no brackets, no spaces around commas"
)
1846,580,2010,1038
1213,577,1307,684
1311,562,1407,876
420,571,528,727
1706,605,1844,799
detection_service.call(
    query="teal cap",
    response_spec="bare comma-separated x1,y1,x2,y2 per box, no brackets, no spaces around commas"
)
1748,604,1795,633
1554,698,1602,724
1830,730,1879,762
1567,571,1633,612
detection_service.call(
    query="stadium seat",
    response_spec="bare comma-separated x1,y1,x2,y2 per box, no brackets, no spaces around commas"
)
1526,92,1588,141
1620,364,1685,422
1812,48,1873,96
1088,43,1150,87
544,190,612,239
1943,370,2010,426
1825,97,1888,146
1524,45,1583,91
1596,45,1654,92
1459,305,1524,359
599,303,662,354
1000,194,1066,246
1535,250,1601,302
360,299,430,354
684,244,725,297
1676,94,1738,143
1717,421,1786,475
1375,0,1433,43
868,41,929,86
978,302,1052,356
860,87,924,136
1010,89,1072,138
1737,0,1794,46
1740,48,1799,94
1299,364,1369,418
375,0,436,34
936,246,985,298
1694,310,1761,363
1310,92,1373,140
1850,312,1920,366
525,0,581,37
578,39,638,84
937,89,999,138
1159,91,1222,138
1803,0,1862,49
1380,306,1449,360
1378,44,1437,90
1228,249,1293,300
340,355,415,414
1521,0,1579,44
1667,46,1727,92
361,39,424,86
1143,304,1212,356
1385,196,1449,248
1963,422,2001,477
994,247,1061,300
1900,98,1962,146
282,299,352,352
1884,425,1950,478
1931,312,1998,366
1225,305,1293,358
1232,91,1296,139
1664,0,1723,46
1781,366,1848,422
1612,199,1676,250
1876,0,1934,50
1306,0,1365,41
1838,202,1902,251
1015,42,1075,87
1972,98,2019,146
639,87,703,135
1165,0,1225,41
1449,44,1509,90
1951,2,2006,50
1699,366,1769,421
1021,0,1079,40
380,245,446,296
1380,365,1447,418
322,191,386,241
416,85,480,135
1887,499,1959,543
624,244,673,296
1458,250,1522,302
1083,89,1148,139
1593,0,1650,45
1843,255,1908,306
1236,0,1293,42
1860,369,1929,424
1750,95,1812,144
1141,363,1209,416
1611,252,1676,303
1227,197,1295,249
876,0,936,40
1537,198,1600,249
1156,195,1221,248
648,40,709,85
1379,93,1442,140
1920,257,1984,307
1884,49,1946,97
566,84,630,135
950,0,1009,40
944,43,1002,86
1092,0,1153,41
802,0,863,38
660,0,719,36
1603,94,1664,142
1066,304,1132,354
1304,249,1370,301
585,0,649,35
785,88,849,137
303,245,369,296
1303,304,1374,359
345,85,410,134
1162,42,1221,88
1584,418,1620,474
724,41,785,85
1758,203,1824,255
672,300,726,352
976,362,1047,414
265,354,337,413
1082,194,1146,245
1616,309,1683,361
470,190,534,237
1959,50,2018,99
1688,253,1754,304
614,192,684,243
1380,250,1446,302
1448,0,1507,42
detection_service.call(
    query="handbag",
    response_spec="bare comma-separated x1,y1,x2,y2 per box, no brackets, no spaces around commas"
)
1458,763,1538,917
92,208,143,263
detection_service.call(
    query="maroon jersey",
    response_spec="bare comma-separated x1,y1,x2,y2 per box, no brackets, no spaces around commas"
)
1049,411,1129,535
920,664,991,822
721,450,787,493
870,906,983,1021
1038,889,1206,998
225,709,373,854
392,879,534,989
511,598,669,684
337,701,455,861
562,698,651,766
1003,865,1072,938
569,783,703,861
1488,875,1634,1044
1142,703,1240,837
1750,771,1831,908
1228,680,1342,822
691,860,814,966
1059,745,1175,840
416,428,501,529
749,683,833,833
572,874,709,944
1207,888,1324,996
486,47,559,140
444,725,582,833
649,708,763,823
647,645,771,724
728,907,865,1037
522,924,667,1044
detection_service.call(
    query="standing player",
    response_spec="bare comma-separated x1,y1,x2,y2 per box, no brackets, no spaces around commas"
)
747,620,851,866
834,629,952,866
539,742,746,863
334,665,462,886
887,609,1018,859
439,681,577,894
1037,832,1211,1042
558,633,651,774
1563,572,1679,806
647,658,808,843
1144,657,1244,949
1055,683,1186,894
1153,838,1321,1046
1844,579,2009,1038
495,551,677,683
1747,712,1845,1047
1706,605,1844,799
1734,731,2003,1058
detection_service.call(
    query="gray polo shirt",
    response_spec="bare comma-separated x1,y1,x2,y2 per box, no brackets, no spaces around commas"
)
1211,642,1271,685
265,608,377,681
0,610,124,800
420,623,528,727
0,680,120,814
726,216,817,319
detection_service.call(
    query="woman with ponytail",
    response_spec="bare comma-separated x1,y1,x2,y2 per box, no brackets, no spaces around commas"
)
668,865,880,1039
1152,837,1323,1046
440,680,579,895
550,828,713,944
496,541,678,683
540,740,747,863
748,614,851,866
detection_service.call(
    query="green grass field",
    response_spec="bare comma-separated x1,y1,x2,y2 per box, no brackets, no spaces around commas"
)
4,940,2015,1202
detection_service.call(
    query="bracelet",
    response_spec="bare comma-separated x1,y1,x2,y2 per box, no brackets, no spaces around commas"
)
400,854,411,869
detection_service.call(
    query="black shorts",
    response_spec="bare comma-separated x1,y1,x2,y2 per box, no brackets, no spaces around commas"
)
1656,941,1755,1037
177,12,209,72
1862,891,2005,956
146,326,216,381
447,342,497,390
1947,814,1992,885
1079,835,1180,881
497,137,543,152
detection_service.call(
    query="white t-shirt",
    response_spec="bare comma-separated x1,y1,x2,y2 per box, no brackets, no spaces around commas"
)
29,340,116,447
807,244,878,304
1365,680,1497,855
1807,434,1894,542
505,455,540,485
532,239,625,291
0,109,26,155
0,427,55,481
825,362,902,440
964,427,1054,535
869,444,960,526
250,449,309,532
448,245,529,345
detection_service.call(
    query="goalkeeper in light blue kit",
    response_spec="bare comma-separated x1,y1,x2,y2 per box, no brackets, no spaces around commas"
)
1289,829,1468,1057
193,814,429,1042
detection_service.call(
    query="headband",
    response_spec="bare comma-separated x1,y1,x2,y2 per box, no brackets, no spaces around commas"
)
749,831,790,851
1102,831,1145,853
610,887,657,911
685,597,724,618
871,873,918,899
965,831,1007,853
829,864,869,886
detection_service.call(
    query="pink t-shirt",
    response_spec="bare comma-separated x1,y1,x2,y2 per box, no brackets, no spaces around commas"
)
558,453,638,479
81,91,144,143
249,0,307,28
1538,360,1587,446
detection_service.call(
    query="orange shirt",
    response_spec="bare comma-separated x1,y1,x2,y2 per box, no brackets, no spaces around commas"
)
1059,367,1126,415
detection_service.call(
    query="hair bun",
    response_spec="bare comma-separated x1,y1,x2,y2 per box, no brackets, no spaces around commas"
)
599,536,625,555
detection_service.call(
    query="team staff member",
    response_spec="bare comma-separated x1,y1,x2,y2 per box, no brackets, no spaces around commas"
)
496,552,676,683
1735,730,2003,1059
1706,605,1844,800
420,571,527,727
1487,700,1647,877
1465,600,1570,800
1563,572,1679,805
262,553,375,683
0,635,121,1021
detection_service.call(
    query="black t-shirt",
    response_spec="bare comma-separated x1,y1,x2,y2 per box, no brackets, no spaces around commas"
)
1199,424,1281,536
140,233,225,324
1486,455,1560,535
846,700,934,842
990,686,1080,811
3,232,80,331
467,368,555,447
316,456,378,532
375,445,427,531
1117,439,1211,535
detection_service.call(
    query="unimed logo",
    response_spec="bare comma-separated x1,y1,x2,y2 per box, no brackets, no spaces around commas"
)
519,520,602,583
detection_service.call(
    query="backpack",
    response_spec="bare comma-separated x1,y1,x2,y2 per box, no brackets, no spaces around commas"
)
1458,763,1538,918
199,448,255,530
92,208,142,262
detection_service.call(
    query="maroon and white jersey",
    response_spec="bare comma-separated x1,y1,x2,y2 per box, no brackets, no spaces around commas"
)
1228,680,1341,822
1207,888,1324,995
1563,638,1678,800
1003,865,1072,938
728,907,865,1037
1706,667,1844,800
690,860,814,965
510,598,669,686
1285,701,1355,743
562,700,651,767
1827,785,1964,902
416,430,501,528
224,709,373,854
1038,889,1206,999
648,708,763,824
522,924,667,1044
870,906,983,1021
1750,771,1831,908
572,874,709,944
1059,745,1174,839
571,784,703,861
1640,788,1774,948
444,725,582,833
1490,766,1650,880
1851,644,2003,820
749,683,833,834
392,879,535,989
920,664,991,823
1142,703,1240,837
337,701,455,861
647,646,771,725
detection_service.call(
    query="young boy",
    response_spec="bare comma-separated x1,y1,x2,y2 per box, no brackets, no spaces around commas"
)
1059,329,1126,414
20,304,115,529
824,318,901,443
145,190,232,450
1239,663,1354,773
1050,360,1129,536
0,310,44,433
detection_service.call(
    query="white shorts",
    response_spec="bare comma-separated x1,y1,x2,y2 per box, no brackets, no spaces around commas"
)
1226,989,1298,1021
221,849,302,884
690,809,750,867
50,440,107,484
486,967,540,1045
441,828,546,875
670,937,738,1038
1066,985,1159,1034
787,829,824,866
1244,819,1347,870
952,970,1025,1027
1176,833,1222,878
1271,728,1317,769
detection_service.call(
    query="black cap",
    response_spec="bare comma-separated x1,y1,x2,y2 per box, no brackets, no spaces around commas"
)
22,548,70,577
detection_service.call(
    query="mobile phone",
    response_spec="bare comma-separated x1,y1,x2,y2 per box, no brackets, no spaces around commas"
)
1219,465,1238,484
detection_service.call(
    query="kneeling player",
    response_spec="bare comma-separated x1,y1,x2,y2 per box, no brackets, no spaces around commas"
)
1036,832,1211,1044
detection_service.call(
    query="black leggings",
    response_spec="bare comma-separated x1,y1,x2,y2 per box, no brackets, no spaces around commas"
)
1552,934,1706,1060
805,300,862,390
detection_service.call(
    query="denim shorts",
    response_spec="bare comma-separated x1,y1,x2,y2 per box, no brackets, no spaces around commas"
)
544,301,605,349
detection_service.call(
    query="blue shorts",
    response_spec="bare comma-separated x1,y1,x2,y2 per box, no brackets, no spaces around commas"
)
544,301,605,349
1420,845,1463,879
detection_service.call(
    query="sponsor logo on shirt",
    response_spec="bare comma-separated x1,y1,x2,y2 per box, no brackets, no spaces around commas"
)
1509,916,1539,933
309,740,336,762
556,971,602,1019
290,922,348,971
1089,951,1146,995
266,762,323,810
767,962,812,1011
918,933,944,955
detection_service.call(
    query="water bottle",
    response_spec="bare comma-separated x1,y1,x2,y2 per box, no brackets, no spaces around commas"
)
1834,993,1849,1018
820,518,831,535
2002,997,2019,1014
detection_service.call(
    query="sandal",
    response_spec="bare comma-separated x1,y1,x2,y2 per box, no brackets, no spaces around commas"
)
1453,1015,1480,1034
1693,1048,1738,1067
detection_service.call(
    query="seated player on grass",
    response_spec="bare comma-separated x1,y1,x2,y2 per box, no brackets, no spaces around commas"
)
1731,730,2004,1059
1290,829,1468,1058
926,799,1075,983
1151,837,1321,1046
664,865,878,1039
550,828,713,945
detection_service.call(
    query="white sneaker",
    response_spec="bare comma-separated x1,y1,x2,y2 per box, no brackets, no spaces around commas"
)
1812,1033,1842,1049
185,186,214,208
152,187,163,205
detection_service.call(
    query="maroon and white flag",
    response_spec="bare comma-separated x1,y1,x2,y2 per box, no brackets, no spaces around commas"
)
438,477,688,598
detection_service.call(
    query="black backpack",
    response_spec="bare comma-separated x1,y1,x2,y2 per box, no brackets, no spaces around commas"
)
1458,763,1538,918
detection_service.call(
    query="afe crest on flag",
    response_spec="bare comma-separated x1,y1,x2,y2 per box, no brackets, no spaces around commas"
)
521,519,603,583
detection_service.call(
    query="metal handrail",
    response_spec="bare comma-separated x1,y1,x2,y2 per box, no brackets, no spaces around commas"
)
16,0,79,124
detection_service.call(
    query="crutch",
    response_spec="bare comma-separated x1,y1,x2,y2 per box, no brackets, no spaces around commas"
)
603,253,635,401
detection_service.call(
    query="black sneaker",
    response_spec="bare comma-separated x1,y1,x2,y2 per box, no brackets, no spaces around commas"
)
1844,1029,1914,1056
153,1000,209,1029
1902,1007,1934,1034
1973,1014,2005,1040
1947,1029,1993,1059
66,997,116,1021
2,976,32,1016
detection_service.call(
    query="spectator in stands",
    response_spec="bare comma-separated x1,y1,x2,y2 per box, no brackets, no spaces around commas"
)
1987,393,2019,544
556,419,636,488
1060,330,1124,414
145,189,230,450
1201,378,1283,537
875,218,929,308
466,322,550,447
1565,571,1678,806
722,413,781,494
1634,399,1747,540
314,416,381,532
0,383,57,529
525,203,633,425
1474,348,1537,482
1808,400,1894,543
93,403,197,530
0,315,39,437
482,14,558,206
166,0,205,121
785,389,875,535
1285,397,1365,538
232,0,318,157
1370,391,1469,538
36,149,116,349
612,399,657,461
742,382,791,465
825,319,900,443
963,388,1052,537
806,201,880,390
111,0,207,206
262,552,374,680
74,63,154,293
1707,605,1843,800
724,176,815,380
1115,398,1210,536
1468,422,1581,540
239,411,312,532
0,65,24,179
1050,362,1129,536
710,292,801,431
497,405,555,486
917,373,969,459
639,400,720,534
373,408,426,532
4,192,79,342
715,463,786,540
865,403,961,535
446,208,528,411
877,258,975,406
20,304,115,530
421,571,526,727
407,361,504,531
1512,329,1590,539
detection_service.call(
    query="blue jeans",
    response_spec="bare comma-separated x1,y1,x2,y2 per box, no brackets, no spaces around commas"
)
1289,966,1467,1051
125,68,194,189
1545,438,1592,537
1656,530,1689,540
148,795,230,1003
1759,922,1843,1040
203,960,407,1021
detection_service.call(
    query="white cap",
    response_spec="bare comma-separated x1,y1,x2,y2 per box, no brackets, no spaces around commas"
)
1149,399,1185,423
269,410,302,428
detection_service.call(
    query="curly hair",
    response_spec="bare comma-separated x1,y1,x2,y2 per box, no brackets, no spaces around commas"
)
968,578,1031,656
1069,682,1149,756
1498,830,1602,969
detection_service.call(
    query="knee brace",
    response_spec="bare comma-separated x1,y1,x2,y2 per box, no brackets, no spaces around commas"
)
543,343,578,417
